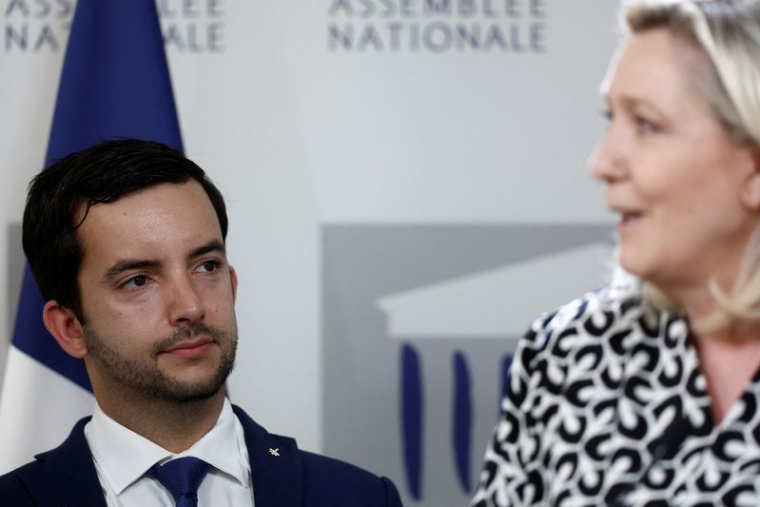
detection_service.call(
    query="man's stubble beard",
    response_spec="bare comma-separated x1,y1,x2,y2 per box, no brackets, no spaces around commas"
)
84,322,238,403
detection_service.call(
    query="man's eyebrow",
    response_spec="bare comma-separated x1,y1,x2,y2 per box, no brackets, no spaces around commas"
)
189,239,226,259
103,259,159,283
101,240,225,284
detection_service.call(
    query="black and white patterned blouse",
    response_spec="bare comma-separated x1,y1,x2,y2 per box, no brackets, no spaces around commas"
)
471,284,760,506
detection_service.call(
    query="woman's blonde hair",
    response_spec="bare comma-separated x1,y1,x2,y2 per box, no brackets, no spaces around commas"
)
621,0,760,332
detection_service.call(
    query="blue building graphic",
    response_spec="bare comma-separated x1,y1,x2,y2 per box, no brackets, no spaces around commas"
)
323,224,612,506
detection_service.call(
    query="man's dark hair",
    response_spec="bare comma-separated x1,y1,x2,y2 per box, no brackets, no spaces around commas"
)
22,138,228,322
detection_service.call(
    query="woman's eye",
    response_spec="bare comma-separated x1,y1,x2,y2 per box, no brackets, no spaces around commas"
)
635,115,659,134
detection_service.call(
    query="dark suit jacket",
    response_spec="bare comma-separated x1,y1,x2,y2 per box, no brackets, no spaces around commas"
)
0,405,403,506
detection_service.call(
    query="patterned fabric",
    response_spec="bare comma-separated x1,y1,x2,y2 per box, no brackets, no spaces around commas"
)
471,285,760,506
148,457,211,507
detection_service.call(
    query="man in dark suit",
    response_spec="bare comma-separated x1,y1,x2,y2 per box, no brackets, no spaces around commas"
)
0,139,402,506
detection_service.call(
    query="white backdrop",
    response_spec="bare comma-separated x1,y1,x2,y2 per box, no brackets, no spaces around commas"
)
0,0,619,504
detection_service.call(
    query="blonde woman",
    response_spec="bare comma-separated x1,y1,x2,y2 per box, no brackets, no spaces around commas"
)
473,0,760,504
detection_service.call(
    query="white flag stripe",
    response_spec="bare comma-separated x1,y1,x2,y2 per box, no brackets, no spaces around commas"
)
0,347,94,474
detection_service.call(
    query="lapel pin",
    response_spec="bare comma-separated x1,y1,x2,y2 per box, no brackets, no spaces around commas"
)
269,447,280,457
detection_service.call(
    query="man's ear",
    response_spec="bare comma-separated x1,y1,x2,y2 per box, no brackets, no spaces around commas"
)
229,265,238,303
741,147,760,211
42,300,88,359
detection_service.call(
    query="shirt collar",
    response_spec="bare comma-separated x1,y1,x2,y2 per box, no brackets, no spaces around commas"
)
85,398,250,495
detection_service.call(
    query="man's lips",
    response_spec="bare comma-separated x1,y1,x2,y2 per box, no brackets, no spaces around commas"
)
161,339,214,358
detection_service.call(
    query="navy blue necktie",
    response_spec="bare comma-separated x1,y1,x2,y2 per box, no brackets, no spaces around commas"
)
148,457,211,507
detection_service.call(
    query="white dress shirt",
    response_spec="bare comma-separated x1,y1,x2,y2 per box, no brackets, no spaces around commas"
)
84,398,254,506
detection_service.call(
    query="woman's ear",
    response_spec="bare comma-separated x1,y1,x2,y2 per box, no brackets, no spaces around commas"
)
741,147,760,211
42,300,88,359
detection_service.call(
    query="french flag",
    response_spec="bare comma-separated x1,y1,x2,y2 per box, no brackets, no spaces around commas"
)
0,0,182,473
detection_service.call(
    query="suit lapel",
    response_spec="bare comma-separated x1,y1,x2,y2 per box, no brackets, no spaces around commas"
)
18,417,107,507
16,407,304,506
233,405,304,507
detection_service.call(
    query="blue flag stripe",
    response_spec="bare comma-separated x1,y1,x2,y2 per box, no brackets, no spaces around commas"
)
45,0,182,166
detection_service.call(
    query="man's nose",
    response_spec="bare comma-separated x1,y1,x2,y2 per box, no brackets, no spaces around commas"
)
166,274,205,324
